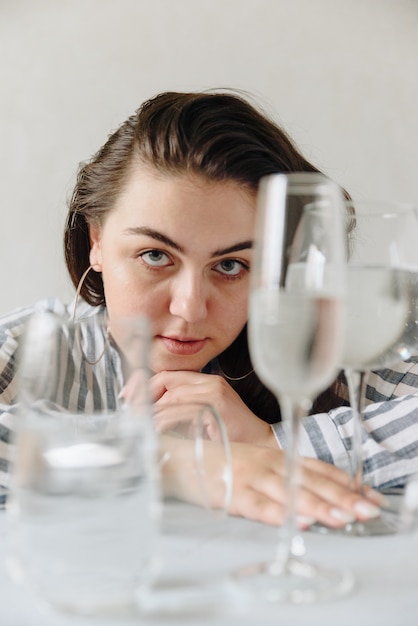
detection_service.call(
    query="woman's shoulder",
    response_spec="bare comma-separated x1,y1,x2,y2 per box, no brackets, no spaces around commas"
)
0,300,62,404
0,299,56,356
0,297,105,404
0,297,104,350
0,297,104,329
0,298,67,335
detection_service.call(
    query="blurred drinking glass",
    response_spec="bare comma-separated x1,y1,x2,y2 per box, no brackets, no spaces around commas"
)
5,310,159,616
138,401,235,616
339,201,418,535
237,172,353,603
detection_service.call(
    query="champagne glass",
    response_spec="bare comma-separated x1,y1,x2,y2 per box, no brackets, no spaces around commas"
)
234,172,354,603
5,310,160,615
337,200,418,536
137,402,235,616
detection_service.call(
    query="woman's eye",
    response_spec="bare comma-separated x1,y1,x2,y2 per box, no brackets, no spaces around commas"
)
140,250,171,267
215,259,246,276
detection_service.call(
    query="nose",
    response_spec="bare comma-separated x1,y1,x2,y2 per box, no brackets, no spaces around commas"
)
169,270,208,323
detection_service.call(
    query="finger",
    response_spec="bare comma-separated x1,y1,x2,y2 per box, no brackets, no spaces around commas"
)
301,456,356,487
236,467,354,528
153,383,217,411
246,472,376,529
119,369,149,405
297,470,382,524
296,457,386,509
237,453,381,527
153,402,196,433
229,487,286,527
153,414,183,433
150,373,169,402
151,371,208,402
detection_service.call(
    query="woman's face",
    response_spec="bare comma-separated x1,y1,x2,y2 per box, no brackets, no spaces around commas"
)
89,165,255,373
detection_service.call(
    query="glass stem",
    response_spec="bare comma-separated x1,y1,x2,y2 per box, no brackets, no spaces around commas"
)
274,395,311,569
344,368,368,494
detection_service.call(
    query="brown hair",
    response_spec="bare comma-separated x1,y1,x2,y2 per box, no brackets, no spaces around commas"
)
64,90,336,423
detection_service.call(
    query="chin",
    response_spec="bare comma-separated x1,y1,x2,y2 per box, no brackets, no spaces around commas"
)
150,354,208,374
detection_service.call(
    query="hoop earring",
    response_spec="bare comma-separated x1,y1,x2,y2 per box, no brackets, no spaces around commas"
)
72,265,107,366
218,366,254,382
72,265,95,322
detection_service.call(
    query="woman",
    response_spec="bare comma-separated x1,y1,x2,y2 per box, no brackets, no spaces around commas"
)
1,90,416,525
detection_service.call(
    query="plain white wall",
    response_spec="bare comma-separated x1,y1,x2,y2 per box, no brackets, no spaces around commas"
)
1,0,417,314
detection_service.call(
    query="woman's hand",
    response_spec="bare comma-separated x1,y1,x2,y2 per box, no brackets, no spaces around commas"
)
226,441,383,528
151,370,276,447
161,436,383,528
127,371,384,528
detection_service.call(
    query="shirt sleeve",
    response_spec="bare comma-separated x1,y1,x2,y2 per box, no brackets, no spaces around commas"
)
271,355,418,490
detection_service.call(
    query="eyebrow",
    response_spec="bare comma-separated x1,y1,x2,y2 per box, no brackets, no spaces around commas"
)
123,226,253,257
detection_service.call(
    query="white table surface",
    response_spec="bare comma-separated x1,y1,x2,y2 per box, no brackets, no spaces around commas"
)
1,503,418,626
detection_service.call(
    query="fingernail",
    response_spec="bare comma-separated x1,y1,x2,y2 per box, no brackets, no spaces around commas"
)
296,515,316,528
330,508,356,523
354,501,381,519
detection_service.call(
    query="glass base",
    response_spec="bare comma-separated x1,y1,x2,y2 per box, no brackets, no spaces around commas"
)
136,575,242,617
233,556,355,604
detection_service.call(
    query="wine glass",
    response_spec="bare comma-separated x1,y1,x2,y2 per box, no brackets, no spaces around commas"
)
5,310,160,615
234,172,354,603
137,401,235,616
337,200,418,536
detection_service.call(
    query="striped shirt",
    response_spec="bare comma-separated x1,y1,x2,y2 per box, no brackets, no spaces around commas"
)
2,298,418,498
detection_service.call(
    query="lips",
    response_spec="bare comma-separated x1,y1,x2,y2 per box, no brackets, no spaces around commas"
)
158,335,208,356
